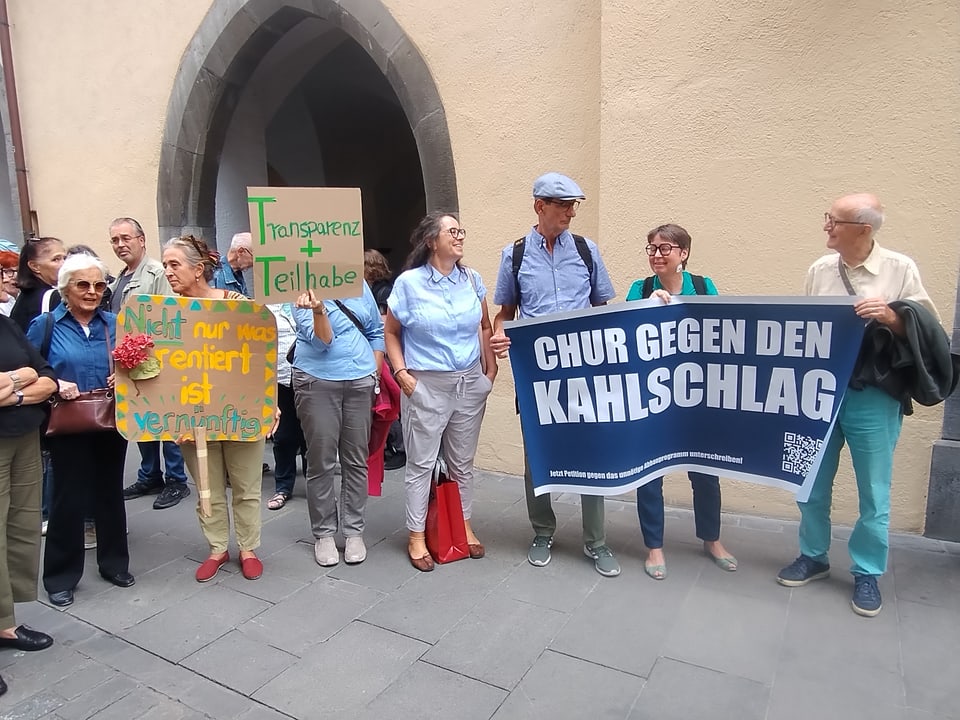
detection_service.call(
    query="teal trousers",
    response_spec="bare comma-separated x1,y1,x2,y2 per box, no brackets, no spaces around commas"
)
798,385,903,577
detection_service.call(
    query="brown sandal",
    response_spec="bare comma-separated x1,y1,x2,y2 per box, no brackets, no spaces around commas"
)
267,492,290,510
468,543,485,559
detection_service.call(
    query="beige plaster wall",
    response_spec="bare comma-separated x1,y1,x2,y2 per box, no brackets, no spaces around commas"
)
7,0,958,530
8,0,211,252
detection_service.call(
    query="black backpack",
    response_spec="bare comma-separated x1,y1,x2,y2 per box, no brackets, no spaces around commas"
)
640,273,707,298
511,234,594,301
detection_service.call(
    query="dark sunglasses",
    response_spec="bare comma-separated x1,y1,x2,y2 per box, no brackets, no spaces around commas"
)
72,280,108,293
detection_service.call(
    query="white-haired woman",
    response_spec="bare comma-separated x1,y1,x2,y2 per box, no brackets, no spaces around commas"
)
26,254,133,608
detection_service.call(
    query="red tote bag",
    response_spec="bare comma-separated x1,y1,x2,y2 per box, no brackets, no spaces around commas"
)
425,462,469,564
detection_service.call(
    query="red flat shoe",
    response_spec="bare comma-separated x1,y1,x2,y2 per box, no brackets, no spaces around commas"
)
241,555,263,580
196,553,229,583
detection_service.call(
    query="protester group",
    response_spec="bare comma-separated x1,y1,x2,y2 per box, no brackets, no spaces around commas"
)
0,173,950,697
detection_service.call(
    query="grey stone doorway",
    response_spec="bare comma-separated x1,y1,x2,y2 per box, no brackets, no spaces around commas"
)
156,0,458,270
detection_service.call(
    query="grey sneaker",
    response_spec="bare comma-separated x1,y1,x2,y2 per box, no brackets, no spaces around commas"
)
584,544,621,577
314,537,339,567
344,536,367,564
527,535,553,567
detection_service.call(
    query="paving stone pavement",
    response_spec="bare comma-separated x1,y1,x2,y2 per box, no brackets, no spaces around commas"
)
2,445,958,719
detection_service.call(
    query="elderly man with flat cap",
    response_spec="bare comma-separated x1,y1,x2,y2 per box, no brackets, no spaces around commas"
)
490,172,620,577
777,193,951,617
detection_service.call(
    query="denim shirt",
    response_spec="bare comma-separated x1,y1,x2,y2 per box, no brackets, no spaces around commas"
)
388,264,485,372
212,263,248,297
493,227,615,318
26,305,117,391
292,281,385,381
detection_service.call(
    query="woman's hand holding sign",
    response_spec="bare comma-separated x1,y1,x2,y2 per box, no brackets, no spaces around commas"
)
296,290,333,343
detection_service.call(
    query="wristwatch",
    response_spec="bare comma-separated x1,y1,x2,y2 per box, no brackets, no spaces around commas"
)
14,390,23,406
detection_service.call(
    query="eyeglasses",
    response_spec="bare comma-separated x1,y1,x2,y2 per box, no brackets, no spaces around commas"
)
444,228,467,240
72,280,108,293
645,243,682,256
110,234,143,246
823,213,867,229
1,268,15,277
544,199,580,211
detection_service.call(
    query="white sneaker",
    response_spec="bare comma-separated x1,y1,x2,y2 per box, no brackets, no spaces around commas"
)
41,520,48,537
344,536,367,564
314,537,339,567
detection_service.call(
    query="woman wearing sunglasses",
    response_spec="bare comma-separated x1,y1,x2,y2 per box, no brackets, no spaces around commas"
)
25,253,133,607
625,223,736,580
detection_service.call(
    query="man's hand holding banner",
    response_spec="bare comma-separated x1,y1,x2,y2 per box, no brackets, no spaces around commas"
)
505,297,866,502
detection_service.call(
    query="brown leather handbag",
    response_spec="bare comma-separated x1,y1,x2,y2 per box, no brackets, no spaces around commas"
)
45,315,117,436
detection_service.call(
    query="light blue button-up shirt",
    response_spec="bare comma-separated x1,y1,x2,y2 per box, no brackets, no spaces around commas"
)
493,228,615,318
388,264,485,372
291,281,384,381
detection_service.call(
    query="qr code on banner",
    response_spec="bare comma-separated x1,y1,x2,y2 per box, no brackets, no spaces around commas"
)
782,432,822,477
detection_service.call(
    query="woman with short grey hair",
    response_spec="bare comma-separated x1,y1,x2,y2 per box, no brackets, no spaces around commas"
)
26,253,134,608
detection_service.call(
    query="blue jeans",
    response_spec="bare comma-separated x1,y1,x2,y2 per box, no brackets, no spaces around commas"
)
636,472,721,549
798,386,902,577
137,441,188,485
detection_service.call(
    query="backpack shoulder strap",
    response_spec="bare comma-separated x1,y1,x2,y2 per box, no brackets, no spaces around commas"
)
571,235,595,278
510,237,526,301
641,276,655,299
40,312,54,360
690,274,707,295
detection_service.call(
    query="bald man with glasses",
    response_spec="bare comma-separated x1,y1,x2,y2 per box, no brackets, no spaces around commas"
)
777,193,945,617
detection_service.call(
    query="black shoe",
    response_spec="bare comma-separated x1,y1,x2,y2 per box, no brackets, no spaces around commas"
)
153,483,190,510
0,673,6,697
100,570,136,588
384,450,406,471
0,625,54,651
262,462,271,474
123,480,163,500
48,590,74,607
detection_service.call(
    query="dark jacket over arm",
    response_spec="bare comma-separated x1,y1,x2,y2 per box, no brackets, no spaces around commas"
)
849,299,960,415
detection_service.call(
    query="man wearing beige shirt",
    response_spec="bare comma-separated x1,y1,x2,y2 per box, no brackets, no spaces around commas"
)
776,193,941,617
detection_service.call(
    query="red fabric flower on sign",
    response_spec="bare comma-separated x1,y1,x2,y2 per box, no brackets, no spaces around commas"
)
113,333,155,369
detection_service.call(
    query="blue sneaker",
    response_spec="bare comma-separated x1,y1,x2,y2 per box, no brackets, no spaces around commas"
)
851,574,882,617
777,555,830,587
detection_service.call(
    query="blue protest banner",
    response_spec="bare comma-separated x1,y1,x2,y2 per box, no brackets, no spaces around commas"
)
505,297,865,502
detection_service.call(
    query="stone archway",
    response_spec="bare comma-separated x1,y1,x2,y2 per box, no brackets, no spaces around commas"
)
156,0,457,247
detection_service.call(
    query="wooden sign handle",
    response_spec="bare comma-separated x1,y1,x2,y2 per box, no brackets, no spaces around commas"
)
195,427,212,518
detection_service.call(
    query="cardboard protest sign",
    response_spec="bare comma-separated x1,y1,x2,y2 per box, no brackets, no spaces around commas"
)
247,186,364,302
114,295,277,443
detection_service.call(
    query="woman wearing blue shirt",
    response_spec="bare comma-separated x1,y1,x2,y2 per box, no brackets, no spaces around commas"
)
625,224,736,580
384,212,497,571
293,283,384,568
26,254,133,608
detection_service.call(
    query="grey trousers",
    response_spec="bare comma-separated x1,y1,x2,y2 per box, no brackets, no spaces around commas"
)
294,370,375,538
401,362,492,532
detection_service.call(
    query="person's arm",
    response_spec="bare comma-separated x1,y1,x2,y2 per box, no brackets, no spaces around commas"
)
384,310,415,397
295,290,333,344
491,304,515,358
0,375,56,406
479,298,497,382
362,287,385,376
